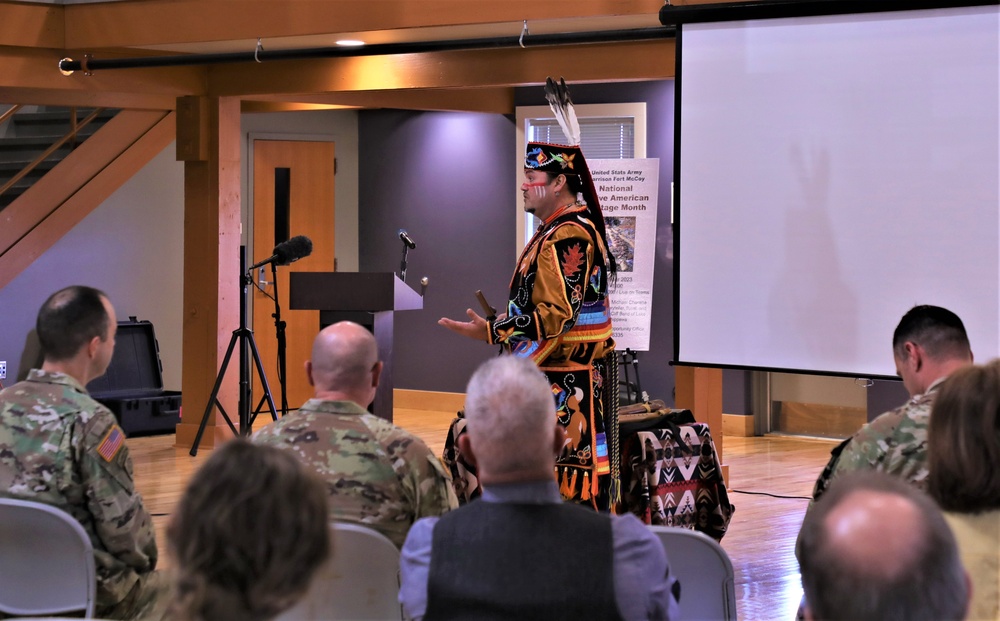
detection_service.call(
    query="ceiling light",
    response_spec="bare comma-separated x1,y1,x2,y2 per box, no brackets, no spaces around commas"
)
336,40,366,47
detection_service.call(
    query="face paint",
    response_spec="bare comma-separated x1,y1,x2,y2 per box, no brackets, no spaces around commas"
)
523,180,548,199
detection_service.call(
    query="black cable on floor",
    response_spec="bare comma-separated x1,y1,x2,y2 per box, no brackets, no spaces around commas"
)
731,489,811,500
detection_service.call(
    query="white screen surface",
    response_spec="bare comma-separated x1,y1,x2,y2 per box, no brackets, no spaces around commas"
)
676,5,1000,377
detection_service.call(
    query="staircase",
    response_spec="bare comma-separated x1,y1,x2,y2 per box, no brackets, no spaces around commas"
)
0,106,118,209
0,106,176,291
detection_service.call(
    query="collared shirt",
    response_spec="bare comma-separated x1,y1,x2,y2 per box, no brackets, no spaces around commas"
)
399,479,680,621
252,398,457,548
0,369,157,609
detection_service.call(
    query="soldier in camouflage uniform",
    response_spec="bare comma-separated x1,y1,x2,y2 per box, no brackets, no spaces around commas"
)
253,321,457,548
810,305,973,501
795,306,974,621
0,286,163,620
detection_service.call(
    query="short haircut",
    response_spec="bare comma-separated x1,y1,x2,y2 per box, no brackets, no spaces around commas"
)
167,440,331,621
36,285,110,361
798,472,967,621
310,321,379,392
928,359,1000,513
892,305,971,362
463,355,555,477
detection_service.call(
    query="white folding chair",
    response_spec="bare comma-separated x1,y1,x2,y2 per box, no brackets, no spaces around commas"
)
0,498,97,618
649,526,737,621
276,522,403,621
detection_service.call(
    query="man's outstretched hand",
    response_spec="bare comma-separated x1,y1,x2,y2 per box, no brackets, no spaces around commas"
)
438,309,489,342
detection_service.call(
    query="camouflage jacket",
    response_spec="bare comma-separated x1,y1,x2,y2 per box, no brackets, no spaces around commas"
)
811,380,942,501
252,399,457,547
0,369,158,609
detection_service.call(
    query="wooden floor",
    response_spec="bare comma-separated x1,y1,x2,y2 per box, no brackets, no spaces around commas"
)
129,410,835,621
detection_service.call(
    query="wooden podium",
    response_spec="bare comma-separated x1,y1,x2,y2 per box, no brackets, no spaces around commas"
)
289,272,423,422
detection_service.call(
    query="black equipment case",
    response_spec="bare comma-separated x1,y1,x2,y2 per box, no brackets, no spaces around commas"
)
87,317,181,436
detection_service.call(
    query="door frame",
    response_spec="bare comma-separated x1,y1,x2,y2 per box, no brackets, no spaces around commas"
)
246,133,339,412
245,132,342,274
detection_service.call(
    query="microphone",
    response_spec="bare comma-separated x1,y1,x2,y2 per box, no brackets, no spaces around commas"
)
248,235,313,271
398,229,416,250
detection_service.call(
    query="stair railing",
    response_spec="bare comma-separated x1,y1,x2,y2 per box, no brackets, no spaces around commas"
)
0,107,106,200
0,104,24,127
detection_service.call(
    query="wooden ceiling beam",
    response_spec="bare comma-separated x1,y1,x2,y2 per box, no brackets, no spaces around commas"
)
0,2,63,49
209,40,675,99
0,47,206,109
0,28,672,113
63,0,665,50
247,87,516,114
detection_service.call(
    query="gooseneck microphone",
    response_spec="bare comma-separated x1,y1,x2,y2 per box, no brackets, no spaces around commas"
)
248,235,313,271
398,229,416,249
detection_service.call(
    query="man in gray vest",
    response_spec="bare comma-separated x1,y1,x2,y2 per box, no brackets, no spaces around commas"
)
399,355,679,621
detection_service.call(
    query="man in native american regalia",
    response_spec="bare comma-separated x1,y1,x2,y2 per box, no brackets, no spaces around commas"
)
439,78,618,510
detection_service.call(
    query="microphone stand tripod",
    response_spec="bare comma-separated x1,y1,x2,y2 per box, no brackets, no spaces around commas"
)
190,247,278,456
252,261,289,422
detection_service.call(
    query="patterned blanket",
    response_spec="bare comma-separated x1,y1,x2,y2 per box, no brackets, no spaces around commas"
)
620,416,735,541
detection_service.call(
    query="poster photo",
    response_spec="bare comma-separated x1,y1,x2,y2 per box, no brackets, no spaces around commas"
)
590,158,659,351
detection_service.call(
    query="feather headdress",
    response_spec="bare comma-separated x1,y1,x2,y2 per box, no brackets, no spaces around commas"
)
524,78,616,283
544,77,581,146
524,78,585,174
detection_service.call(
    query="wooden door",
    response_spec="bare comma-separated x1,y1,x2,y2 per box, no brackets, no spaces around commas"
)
252,140,335,413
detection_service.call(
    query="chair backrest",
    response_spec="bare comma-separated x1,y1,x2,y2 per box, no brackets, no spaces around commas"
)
0,498,96,618
650,525,737,621
276,522,403,621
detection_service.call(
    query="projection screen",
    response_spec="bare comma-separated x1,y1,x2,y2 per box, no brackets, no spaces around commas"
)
673,2,1000,378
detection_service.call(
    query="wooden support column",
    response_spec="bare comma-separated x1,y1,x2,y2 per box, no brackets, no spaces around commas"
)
174,96,241,450
675,366,728,485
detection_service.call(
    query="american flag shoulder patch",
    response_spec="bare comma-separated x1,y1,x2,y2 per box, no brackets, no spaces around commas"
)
97,426,125,462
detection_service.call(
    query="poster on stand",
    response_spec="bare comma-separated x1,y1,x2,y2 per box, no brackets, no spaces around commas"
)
590,158,659,351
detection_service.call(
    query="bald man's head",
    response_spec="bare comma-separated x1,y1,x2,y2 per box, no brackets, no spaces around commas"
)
306,322,381,405
822,489,924,581
798,473,968,621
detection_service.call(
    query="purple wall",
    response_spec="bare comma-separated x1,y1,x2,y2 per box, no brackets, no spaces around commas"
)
359,84,750,413
359,110,516,393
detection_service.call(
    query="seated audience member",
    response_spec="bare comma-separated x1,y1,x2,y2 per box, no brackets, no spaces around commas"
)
798,472,969,621
253,321,457,547
811,305,973,500
399,355,680,621
166,439,331,621
0,285,162,620
927,360,1000,621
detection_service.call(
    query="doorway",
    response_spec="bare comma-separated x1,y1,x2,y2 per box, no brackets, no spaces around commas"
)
251,139,335,413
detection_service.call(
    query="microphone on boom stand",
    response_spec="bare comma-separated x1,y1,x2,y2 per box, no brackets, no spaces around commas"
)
249,235,313,271
190,235,313,456
258,236,312,421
